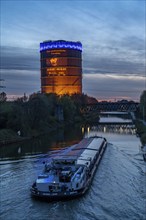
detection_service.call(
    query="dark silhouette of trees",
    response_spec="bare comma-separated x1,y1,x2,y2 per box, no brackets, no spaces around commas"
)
0,93,99,139
0,92,7,102
140,90,146,120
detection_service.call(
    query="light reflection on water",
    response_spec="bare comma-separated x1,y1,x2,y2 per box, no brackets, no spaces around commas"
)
0,121,146,220
0,127,83,161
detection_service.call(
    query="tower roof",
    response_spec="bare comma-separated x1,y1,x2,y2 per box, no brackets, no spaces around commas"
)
40,40,82,52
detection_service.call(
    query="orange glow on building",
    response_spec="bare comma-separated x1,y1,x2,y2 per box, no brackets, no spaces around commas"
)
40,40,82,95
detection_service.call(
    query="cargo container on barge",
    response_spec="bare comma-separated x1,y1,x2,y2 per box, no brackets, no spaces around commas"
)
31,136,107,201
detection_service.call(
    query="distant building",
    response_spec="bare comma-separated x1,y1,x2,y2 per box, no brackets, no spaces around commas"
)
40,40,82,95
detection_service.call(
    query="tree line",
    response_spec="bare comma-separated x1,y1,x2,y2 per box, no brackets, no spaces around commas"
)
139,90,146,121
0,92,99,139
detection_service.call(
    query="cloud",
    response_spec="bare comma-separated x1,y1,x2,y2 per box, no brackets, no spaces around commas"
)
120,36,145,52
83,56,145,76
83,73,145,101
1,69,40,96
1,0,145,100
1,46,39,70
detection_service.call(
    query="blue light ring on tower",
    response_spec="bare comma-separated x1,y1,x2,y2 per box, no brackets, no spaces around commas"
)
40,41,82,52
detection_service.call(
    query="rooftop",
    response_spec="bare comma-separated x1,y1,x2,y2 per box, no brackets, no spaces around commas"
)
40,40,82,52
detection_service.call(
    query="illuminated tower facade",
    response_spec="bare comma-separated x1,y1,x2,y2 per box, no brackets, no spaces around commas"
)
40,40,82,95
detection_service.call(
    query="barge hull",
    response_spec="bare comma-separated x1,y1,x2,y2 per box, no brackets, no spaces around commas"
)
31,136,107,201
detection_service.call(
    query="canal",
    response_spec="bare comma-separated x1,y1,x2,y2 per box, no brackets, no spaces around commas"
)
0,119,146,220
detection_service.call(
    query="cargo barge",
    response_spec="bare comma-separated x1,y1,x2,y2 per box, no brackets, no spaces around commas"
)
31,136,107,201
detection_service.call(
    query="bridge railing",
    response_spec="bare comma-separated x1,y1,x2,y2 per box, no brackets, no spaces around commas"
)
80,102,139,113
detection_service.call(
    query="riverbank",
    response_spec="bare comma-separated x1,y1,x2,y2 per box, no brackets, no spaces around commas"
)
0,123,64,146
0,121,85,147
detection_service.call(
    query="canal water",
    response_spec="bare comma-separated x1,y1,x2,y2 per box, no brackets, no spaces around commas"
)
0,122,146,220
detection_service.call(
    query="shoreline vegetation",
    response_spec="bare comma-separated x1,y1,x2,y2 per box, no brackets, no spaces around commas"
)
0,93,99,146
0,91,146,146
135,90,146,146
135,120,146,145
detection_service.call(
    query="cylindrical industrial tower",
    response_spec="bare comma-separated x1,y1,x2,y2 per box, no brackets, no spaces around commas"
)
40,40,82,95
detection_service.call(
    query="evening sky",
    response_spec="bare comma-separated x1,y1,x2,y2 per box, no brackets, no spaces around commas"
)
1,0,145,101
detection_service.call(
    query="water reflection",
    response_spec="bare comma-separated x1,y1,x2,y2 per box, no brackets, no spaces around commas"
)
82,124,136,135
1,121,144,220
0,123,136,161
0,126,83,161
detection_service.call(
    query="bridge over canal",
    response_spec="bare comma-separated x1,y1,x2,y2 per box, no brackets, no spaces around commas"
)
80,102,139,113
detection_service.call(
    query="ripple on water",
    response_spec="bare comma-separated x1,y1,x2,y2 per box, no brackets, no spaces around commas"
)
0,134,146,220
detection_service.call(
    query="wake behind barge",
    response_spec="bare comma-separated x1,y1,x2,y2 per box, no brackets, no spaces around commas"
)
31,136,107,201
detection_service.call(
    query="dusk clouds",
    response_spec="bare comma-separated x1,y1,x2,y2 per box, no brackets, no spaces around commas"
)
1,0,145,101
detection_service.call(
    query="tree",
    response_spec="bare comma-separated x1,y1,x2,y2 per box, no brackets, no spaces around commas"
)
6,104,22,132
15,93,28,103
26,93,58,130
0,92,7,102
59,95,76,123
140,90,146,120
